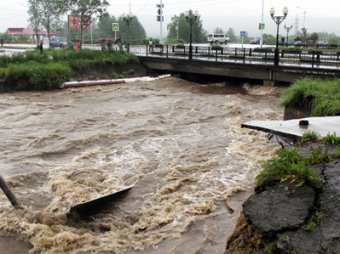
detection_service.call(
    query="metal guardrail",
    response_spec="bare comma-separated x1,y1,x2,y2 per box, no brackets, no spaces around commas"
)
130,45,340,69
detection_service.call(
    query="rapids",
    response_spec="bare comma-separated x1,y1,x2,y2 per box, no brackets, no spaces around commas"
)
0,77,282,253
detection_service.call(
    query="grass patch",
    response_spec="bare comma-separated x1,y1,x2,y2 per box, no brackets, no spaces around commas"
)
323,133,340,145
298,131,320,145
280,78,340,116
256,148,325,189
264,241,278,254
303,212,323,232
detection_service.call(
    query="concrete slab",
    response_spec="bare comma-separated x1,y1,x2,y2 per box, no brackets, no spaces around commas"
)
241,116,340,139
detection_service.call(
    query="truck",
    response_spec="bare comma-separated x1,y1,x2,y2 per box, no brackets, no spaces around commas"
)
207,33,230,44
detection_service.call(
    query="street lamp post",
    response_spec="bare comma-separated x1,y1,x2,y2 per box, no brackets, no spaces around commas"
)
270,6,288,67
284,24,293,46
123,12,134,52
302,27,307,46
185,9,199,61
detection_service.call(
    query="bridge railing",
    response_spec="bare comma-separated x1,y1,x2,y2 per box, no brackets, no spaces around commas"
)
130,45,340,69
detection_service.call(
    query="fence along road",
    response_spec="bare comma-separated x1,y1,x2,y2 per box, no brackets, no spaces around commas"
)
130,44,340,71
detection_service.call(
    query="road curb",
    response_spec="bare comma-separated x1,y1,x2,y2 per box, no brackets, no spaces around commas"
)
61,74,171,89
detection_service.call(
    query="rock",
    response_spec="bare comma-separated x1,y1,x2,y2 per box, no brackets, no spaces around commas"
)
279,161,340,253
243,183,315,236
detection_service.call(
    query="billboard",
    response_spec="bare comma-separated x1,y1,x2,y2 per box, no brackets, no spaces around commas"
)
68,15,92,30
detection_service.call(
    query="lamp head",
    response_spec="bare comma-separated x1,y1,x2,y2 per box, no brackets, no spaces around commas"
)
283,6,288,16
270,7,275,17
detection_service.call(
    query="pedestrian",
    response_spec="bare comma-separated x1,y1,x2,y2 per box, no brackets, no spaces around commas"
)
149,38,153,52
39,40,43,54
107,40,113,52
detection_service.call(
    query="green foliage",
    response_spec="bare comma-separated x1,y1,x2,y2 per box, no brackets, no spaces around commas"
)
263,34,276,45
305,147,329,165
0,49,136,91
117,16,146,43
3,62,71,90
299,131,320,145
303,212,323,232
256,148,324,189
264,241,278,254
67,0,110,46
213,27,224,34
167,13,207,43
28,0,67,41
226,28,237,43
280,78,340,116
323,133,340,145
336,146,340,158
111,72,124,79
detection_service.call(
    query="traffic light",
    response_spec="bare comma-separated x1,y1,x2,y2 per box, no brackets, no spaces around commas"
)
156,3,164,22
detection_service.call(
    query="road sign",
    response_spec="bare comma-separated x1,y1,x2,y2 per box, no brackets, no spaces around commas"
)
259,23,265,30
240,31,247,37
112,22,119,32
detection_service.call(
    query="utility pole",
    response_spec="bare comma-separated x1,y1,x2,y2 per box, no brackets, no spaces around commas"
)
260,0,265,47
157,0,164,43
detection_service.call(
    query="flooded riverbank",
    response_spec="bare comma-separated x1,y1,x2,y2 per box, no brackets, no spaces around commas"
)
0,77,282,253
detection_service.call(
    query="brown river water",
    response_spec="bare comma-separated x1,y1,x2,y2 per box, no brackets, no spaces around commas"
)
0,77,282,253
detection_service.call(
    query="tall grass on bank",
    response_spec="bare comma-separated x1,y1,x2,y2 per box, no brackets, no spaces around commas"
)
280,78,340,116
1,62,71,90
0,49,137,91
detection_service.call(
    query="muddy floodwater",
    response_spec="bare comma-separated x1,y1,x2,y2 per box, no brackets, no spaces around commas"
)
0,77,282,253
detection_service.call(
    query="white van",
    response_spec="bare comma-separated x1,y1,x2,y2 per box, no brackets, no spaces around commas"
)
207,33,230,44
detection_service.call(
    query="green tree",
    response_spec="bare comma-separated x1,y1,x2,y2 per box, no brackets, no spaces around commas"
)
96,14,117,38
226,28,237,43
116,15,146,43
27,0,42,46
214,27,224,34
167,13,207,43
310,32,319,45
263,34,276,45
66,0,109,48
28,0,68,43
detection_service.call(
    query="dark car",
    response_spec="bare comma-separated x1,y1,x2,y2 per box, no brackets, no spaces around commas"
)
250,38,266,45
49,37,67,48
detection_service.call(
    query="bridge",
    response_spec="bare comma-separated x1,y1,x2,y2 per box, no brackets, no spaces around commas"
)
130,45,340,85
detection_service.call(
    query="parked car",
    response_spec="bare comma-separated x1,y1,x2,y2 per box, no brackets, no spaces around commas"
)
250,38,266,45
318,40,329,46
49,37,67,48
294,40,303,46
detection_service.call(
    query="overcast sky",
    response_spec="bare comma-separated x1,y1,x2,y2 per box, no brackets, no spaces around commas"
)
0,0,339,37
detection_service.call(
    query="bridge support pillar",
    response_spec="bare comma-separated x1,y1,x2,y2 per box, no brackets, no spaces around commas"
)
263,80,275,86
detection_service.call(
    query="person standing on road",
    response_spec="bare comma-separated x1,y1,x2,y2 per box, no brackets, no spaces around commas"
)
39,40,43,54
